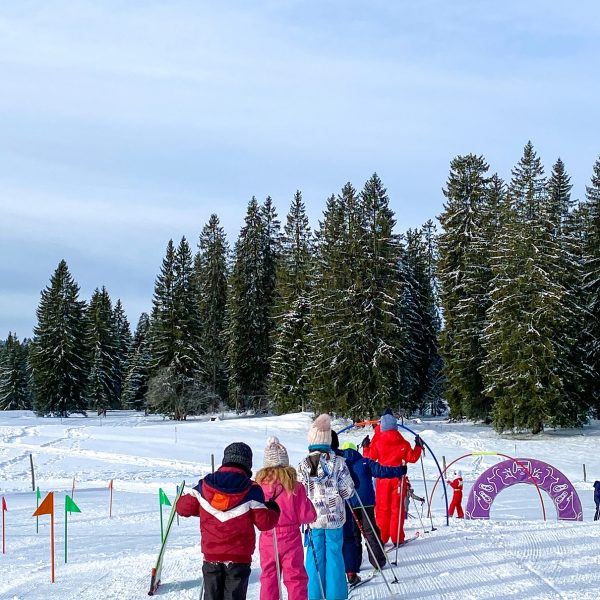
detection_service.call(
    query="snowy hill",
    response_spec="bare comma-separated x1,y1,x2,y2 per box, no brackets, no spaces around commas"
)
1,411,599,599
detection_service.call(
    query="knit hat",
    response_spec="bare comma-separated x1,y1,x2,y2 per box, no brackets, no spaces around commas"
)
380,413,397,432
382,407,394,416
308,414,332,446
222,442,253,476
340,441,357,451
263,436,289,468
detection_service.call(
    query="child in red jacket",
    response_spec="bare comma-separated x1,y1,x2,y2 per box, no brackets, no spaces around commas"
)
447,471,464,518
256,437,317,600
176,442,280,600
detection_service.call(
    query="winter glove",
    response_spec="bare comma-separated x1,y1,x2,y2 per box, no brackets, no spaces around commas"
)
264,500,280,514
361,435,371,449
414,435,425,448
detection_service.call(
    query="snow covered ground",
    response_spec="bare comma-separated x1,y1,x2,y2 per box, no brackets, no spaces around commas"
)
1,411,599,599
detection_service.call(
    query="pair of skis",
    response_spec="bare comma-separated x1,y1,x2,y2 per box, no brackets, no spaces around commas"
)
148,480,186,596
385,530,421,553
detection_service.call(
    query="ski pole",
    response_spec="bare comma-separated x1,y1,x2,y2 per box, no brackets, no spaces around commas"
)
306,526,326,600
392,473,406,566
345,500,393,596
351,490,401,585
420,453,436,532
272,530,284,600
412,496,427,532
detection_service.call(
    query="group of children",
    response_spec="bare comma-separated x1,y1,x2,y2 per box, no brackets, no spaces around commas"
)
176,412,429,600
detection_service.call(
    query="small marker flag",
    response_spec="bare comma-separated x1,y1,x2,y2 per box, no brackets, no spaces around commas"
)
1,497,6,512
2,495,6,554
33,492,54,517
65,495,81,514
159,488,171,507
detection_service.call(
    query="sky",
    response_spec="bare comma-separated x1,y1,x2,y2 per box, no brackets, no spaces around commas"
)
1,0,599,338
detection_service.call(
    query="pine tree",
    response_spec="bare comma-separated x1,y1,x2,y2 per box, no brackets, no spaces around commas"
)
438,154,491,420
112,299,132,404
30,260,88,416
483,143,571,433
0,332,32,410
121,313,151,411
85,287,119,414
194,214,229,404
582,157,600,414
270,191,313,414
148,238,205,419
227,197,280,411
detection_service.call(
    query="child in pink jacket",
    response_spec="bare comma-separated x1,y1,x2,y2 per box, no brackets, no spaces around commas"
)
256,437,317,600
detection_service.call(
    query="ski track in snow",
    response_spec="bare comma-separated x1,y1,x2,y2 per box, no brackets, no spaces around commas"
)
2,411,600,599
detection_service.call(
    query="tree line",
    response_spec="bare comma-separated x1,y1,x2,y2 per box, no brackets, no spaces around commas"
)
1,144,598,433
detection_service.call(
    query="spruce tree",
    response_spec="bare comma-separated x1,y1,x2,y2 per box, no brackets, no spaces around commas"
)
30,260,88,416
112,299,132,403
194,214,229,404
121,313,151,411
85,287,119,414
438,154,491,420
0,332,32,410
270,191,313,414
148,238,205,419
227,197,280,411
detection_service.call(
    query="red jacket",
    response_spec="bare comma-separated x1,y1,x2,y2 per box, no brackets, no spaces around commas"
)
447,476,463,495
176,466,279,564
369,428,422,466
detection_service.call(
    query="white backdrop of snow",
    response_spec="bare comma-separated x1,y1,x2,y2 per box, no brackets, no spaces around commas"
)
1,411,599,599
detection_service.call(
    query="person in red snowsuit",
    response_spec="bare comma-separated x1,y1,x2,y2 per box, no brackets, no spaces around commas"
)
369,413,424,545
447,471,464,518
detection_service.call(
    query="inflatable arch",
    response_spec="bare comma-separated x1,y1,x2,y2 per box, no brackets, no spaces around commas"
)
466,458,583,521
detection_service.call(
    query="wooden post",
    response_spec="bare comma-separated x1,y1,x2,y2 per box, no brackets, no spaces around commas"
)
211,454,215,474
442,455,447,473
30,454,35,492
583,464,587,482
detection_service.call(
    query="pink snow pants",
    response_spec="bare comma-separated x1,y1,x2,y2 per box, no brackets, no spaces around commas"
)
259,527,308,600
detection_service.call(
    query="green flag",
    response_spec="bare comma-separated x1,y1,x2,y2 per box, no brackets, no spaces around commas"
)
159,488,171,507
65,495,81,514
36,486,41,501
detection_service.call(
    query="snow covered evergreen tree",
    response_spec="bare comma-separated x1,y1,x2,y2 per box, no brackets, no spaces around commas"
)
483,143,572,433
227,197,280,412
0,332,32,410
121,312,151,411
269,191,313,414
438,154,492,420
30,260,88,416
85,287,119,414
194,214,229,405
112,299,132,403
148,238,205,419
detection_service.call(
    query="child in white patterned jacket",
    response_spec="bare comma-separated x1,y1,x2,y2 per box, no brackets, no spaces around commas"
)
298,414,355,600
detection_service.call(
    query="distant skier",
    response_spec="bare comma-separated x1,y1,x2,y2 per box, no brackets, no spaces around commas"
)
297,414,355,600
176,442,280,600
594,480,600,521
368,411,424,545
447,471,464,518
255,436,316,600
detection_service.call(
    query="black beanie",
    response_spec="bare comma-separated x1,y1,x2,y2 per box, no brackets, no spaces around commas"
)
331,430,339,451
222,442,253,476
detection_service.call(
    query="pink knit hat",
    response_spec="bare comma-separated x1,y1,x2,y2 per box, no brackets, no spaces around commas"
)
263,436,289,467
308,414,332,446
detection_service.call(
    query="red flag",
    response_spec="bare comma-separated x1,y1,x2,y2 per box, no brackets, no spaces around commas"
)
1,497,6,511
33,492,54,517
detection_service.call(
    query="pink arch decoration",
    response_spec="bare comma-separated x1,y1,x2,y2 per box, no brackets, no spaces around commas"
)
466,457,583,521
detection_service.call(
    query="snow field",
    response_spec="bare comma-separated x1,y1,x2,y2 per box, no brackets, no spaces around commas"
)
1,411,600,599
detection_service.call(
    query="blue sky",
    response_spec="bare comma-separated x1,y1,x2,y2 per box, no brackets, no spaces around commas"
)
1,1,599,338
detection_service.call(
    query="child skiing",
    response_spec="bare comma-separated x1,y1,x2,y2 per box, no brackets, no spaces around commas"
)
594,480,600,521
298,414,355,600
447,471,464,518
404,477,425,516
339,441,406,584
256,437,317,600
176,442,280,600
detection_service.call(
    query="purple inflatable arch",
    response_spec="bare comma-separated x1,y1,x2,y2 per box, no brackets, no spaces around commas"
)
466,457,583,521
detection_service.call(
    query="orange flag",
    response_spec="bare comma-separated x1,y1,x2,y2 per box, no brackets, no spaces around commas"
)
33,492,54,517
